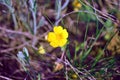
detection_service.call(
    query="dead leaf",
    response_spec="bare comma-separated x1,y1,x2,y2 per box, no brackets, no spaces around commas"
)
54,62,64,72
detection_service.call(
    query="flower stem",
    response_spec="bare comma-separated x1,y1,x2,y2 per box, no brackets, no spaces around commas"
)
11,12,18,30
32,11,37,35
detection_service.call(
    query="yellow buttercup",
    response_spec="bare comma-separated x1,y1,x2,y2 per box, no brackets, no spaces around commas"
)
72,0,82,11
47,26,68,48
38,46,46,54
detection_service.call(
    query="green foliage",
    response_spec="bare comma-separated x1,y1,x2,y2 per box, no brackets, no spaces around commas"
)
104,19,113,28
0,0,18,29
92,48,104,67
37,74,41,80
17,47,29,64
28,0,37,35
78,4,96,21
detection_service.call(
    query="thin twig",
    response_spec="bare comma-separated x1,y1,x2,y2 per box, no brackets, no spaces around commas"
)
0,75,13,80
0,27,49,41
65,56,69,80
0,41,30,53
65,59,96,80
65,59,83,80
46,53,96,80
0,27,34,39
83,0,117,22
55,10,113,26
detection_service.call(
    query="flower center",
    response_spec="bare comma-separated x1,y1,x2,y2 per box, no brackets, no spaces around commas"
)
56,33,63,40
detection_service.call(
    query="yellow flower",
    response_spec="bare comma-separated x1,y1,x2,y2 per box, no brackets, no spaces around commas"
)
72,0,82,11
38,46,46,54
72,74,78,79
47,26,68,48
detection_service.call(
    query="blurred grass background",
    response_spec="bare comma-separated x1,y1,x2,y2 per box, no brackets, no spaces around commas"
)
0,0,120,80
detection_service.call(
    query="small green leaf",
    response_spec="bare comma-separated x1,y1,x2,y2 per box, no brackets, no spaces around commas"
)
37,16,45,28
37,74,41,80
104,19,113,28
23,47,29,62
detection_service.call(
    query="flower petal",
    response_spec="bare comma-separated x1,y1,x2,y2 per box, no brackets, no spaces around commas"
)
47,32,56,42
50,41,58,48
54,26,63,34
47,26,69,48
59,39,67,47
62,29,68,39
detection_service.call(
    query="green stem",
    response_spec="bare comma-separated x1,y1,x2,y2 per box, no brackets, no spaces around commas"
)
11,13,18,30
32,11,37,35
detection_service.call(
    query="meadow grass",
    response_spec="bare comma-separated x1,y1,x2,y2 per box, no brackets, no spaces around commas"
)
0,0,119,80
